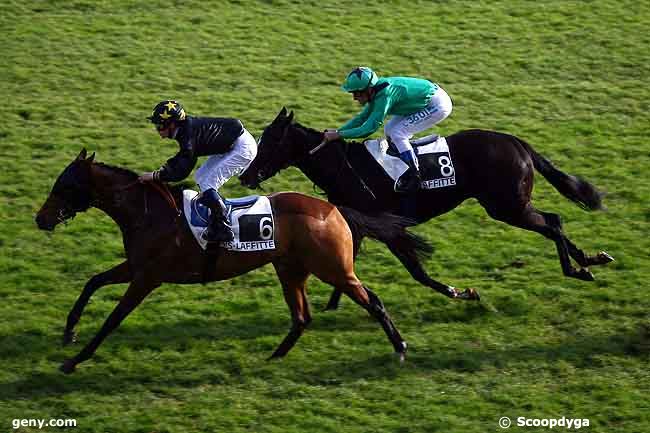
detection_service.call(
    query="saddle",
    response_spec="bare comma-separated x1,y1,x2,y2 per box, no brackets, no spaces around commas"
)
183,190,276,251
364,134,457,191
385,134,439,157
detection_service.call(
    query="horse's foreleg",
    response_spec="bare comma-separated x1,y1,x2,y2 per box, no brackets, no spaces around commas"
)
388,245,480,301
269,264,311,359
63,261,132,346
60,274,160,374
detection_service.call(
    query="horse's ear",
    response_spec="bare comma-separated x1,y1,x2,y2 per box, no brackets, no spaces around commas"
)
87,152,95,162
287,110,294,123
76,148,87,160
273,107,288,125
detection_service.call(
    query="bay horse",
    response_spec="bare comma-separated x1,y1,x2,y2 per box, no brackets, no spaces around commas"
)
239,108,613,308
35,149,432,373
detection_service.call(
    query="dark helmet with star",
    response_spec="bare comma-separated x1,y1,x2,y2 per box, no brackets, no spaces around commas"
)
148,100,187,128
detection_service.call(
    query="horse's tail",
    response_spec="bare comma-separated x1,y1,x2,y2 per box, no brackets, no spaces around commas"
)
337,206,433,263
515,137,604,210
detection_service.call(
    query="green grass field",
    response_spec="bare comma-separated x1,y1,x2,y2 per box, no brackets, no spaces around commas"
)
1,1,649,431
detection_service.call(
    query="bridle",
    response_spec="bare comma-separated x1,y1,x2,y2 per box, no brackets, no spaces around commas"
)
54,178,181,226
254,124,292,184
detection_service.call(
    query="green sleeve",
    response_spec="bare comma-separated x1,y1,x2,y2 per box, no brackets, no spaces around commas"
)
338,104,371,132
338,92,392,139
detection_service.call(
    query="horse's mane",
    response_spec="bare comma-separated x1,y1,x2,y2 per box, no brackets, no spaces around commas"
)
93,162,185,193
292,121,363,147
293,121,321,137
95,162,140,180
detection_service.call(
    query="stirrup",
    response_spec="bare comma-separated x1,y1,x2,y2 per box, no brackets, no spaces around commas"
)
203,219,234,242
395,170,422,193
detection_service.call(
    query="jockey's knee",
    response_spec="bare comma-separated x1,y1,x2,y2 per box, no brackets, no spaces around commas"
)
391,137,414,154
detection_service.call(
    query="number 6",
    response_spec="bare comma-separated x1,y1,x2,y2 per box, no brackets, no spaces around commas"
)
259,217,273,240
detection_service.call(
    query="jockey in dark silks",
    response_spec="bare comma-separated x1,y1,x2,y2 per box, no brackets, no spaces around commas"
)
140,100,257,242
323,67,453,192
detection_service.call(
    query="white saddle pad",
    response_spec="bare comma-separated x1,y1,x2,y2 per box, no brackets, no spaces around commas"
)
182,190,276,251
363,136,457,190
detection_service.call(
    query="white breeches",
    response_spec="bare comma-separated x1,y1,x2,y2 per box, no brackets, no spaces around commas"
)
384,87,453,154
195,128,258,191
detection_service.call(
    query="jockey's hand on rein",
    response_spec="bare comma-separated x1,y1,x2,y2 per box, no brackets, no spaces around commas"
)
323,130,340,142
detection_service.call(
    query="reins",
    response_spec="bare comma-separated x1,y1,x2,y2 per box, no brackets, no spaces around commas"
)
113,180,181,216
148,181,182,216
307,137,377,202
290,126,377,202
336,141,377,201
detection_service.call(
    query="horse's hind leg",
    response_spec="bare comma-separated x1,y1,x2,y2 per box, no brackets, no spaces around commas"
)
324,289,343,311
268,263,312,359
484,204,595,281
344,282,407,360
318,269,406,358
63,261,132,346
542,212,614,267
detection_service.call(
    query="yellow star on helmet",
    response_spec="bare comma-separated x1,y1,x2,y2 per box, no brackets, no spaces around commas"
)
164,101,177,111
160,110,172,120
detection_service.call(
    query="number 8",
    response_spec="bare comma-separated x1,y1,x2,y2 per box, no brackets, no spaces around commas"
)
438,156,454,177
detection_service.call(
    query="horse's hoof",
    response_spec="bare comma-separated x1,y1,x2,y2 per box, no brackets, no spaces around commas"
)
576,268,595,281
62,330,77,346
59,359,76,374
267,348,288,361
457,288,481,301
395,341,407,363
466,288,480,301
597,251,614,264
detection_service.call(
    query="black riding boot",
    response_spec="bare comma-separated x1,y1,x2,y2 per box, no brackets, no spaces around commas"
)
395,150,422,193
199,189,234,243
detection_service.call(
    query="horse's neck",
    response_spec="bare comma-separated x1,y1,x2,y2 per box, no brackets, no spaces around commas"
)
293,131,380,207
90,164,145,229
298,142,351,201
291,123,322,153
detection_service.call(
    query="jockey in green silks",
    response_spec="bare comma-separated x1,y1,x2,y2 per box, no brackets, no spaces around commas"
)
323,67,453,192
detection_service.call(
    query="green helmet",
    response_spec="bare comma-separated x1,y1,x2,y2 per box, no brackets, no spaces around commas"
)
148,100,187,126
341,67,378,92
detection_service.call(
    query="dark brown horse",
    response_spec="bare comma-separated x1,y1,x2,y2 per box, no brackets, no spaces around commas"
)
240,108,613,308
35,149,434,373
